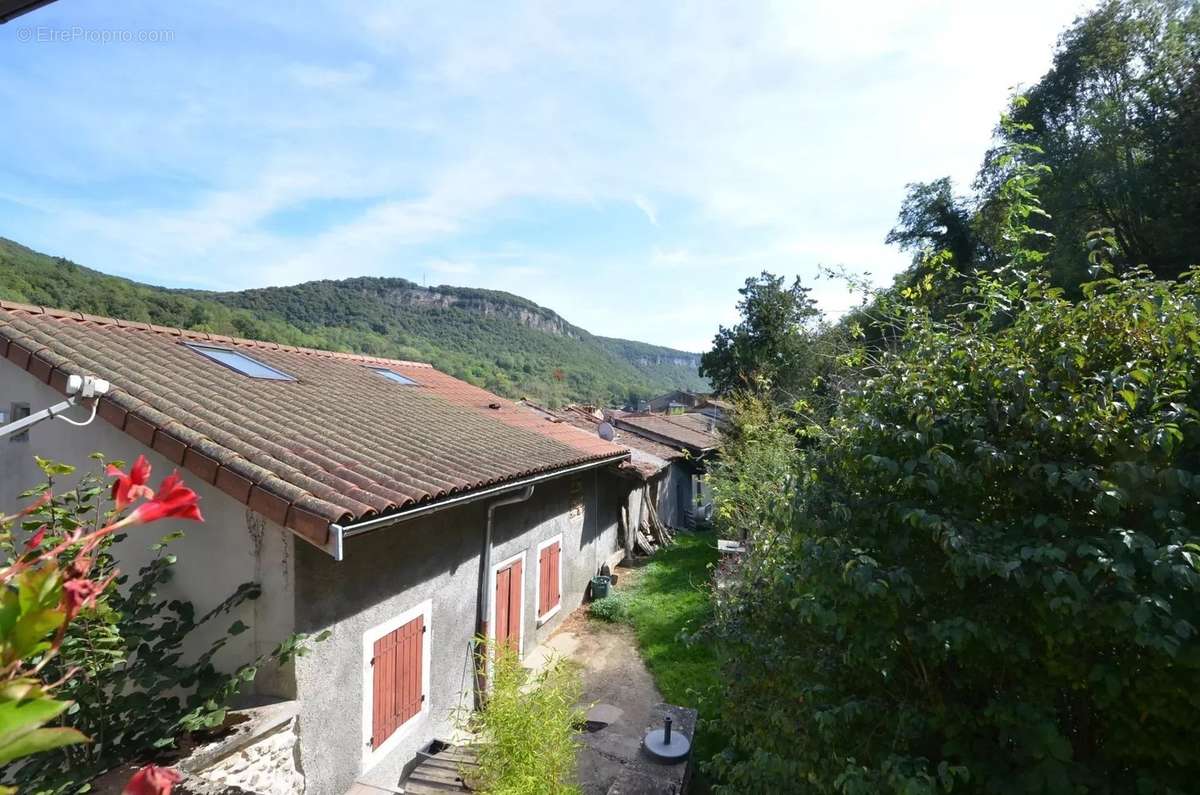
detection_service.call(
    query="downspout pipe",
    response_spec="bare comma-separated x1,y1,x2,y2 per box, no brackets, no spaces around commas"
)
475,485,535,704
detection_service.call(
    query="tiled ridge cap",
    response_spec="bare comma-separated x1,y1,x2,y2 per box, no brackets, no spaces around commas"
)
0,300,434,369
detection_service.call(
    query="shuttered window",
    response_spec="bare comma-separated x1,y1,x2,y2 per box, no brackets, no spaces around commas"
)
370,613,425,750
494,558,523,652
538,538,561,618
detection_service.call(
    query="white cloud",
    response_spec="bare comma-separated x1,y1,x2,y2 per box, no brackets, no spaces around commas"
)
633,195,658,226
0,0,1095,350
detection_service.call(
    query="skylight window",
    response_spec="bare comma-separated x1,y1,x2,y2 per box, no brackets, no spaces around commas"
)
370,367,418,386
184,343,295,381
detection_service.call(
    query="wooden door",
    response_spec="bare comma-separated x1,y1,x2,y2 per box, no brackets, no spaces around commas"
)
494,558,523,653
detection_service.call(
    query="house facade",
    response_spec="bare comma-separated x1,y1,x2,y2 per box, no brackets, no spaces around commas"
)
0,302,631,794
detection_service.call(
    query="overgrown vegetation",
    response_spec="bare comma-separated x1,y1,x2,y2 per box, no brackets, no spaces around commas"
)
701,4,1200,790
3,456,322,793
466,642,584,795
0,238,706,407
883,0,1199,303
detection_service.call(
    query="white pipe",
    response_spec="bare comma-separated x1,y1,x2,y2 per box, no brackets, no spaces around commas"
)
478,485,535,632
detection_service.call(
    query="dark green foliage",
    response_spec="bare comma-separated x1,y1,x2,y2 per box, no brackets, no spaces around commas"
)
700,272,828,406
710,264,1200,792
878,1,1200,315
980,0,1200,288
708,68,1200,786
0,238,706,407
887,178,980,270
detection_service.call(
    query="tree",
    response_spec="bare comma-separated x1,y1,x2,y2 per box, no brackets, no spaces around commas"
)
981,0,1200,286
707,146,1200,793
886,178,979,269
699,272,823,402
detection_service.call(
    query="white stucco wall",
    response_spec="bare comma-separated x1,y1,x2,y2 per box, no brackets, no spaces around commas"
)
0,359,296,693
291,471,623,795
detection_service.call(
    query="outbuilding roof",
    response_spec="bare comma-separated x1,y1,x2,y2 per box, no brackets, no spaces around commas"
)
0,302,627,548
518,401,687,479
612,412,721,455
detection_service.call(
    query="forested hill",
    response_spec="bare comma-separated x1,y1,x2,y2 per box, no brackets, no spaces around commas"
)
0,238,706,406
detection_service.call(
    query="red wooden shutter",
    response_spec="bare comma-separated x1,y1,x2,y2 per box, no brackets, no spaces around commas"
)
538,546,551,616
549,542,560,610
371,613,425,750
539,542,561,617
495,565,510,647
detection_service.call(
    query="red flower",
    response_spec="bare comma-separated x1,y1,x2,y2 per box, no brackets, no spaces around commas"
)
19,491,53,517
122,764,182,795
108,455,154,510
68,555,94,579
24,525,46,550
127,472,203,526
62,578,104,619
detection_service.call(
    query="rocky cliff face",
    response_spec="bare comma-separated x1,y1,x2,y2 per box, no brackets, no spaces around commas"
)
377,286,579,338
631,353,702,369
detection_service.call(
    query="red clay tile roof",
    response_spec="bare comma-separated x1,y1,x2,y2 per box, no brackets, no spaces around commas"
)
517,401,686,479
0,301,627,547
612,413,721,454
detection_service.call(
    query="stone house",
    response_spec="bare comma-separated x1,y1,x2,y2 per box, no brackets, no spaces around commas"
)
0,301,632,794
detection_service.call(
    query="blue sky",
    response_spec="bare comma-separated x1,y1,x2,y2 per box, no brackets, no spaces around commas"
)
1,0,1091,351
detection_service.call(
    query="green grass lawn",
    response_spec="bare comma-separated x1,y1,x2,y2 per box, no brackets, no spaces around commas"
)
602,530,722,785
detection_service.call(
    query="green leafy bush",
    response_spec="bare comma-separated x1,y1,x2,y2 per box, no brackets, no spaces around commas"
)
587,594,627,623
466,641,584,795
710,262,1200,793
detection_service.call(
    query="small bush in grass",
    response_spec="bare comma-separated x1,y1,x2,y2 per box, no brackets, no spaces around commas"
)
588,594,627,622
467,640,585,794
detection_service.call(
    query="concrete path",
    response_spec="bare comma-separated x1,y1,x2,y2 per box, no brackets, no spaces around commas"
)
526,609,681,794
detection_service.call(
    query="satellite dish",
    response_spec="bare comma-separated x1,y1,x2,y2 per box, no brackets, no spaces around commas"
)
597,422,616,441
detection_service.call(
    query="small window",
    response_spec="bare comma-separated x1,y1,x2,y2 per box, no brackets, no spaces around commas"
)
9,403,30,443
184,343,295,381
370,367,418,386
362,600,431,770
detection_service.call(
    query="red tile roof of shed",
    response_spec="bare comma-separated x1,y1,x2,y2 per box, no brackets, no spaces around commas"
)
0,301,627,547
613,413,721,453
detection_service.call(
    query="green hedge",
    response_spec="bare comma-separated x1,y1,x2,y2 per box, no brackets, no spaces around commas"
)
711,268,1200,793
